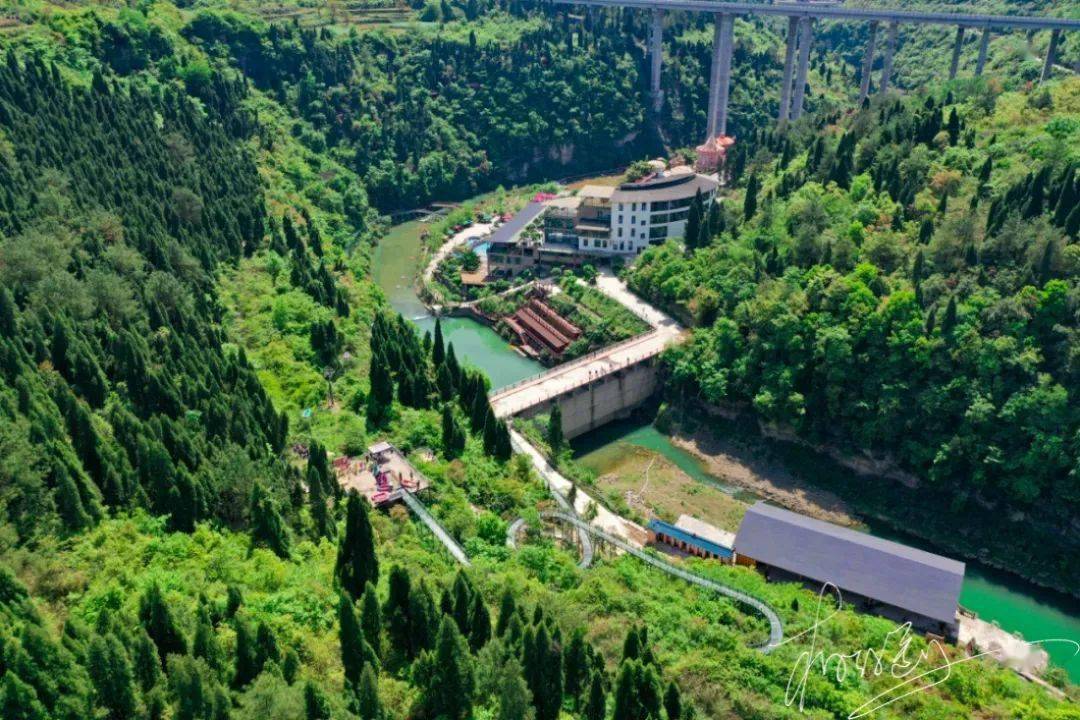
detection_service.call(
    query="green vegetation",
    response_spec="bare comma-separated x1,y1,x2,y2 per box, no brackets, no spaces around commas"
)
1,1,1077,718
629,78,1080,595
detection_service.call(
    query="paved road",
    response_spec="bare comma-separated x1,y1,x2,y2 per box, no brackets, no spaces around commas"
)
490,272,684,418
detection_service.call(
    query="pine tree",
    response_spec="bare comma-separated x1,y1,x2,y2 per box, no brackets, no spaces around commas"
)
946,108,960,146
384,565,413,660
621,627,640,662
192,604,223,675
308,461,336,541
432,317,446,366
743,174,760,221
360,583,383,660
366,352,394,428
233,617,260,688
421,616,475,720
255,621,280,672
356,663,382,720
339,594,379,689
87,633,137,720
335,491,379,599
304,681,332,720
942,296,958,338
0,672,48,720
468,594,491,652
250,483,291,559
437,363,455,402
563,628,588,704
408,582,438,657
496,588,517,638
139,583,186,664
495,655,533,720
584,672,606,720
547,406,564,456
283,649,300,685
683,190,703,252
664,681,682,720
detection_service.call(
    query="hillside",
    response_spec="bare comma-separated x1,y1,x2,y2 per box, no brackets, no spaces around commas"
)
629,76,1080,595
0,1,1077,719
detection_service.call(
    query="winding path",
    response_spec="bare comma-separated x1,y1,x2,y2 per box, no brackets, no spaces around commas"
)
508,511,784,653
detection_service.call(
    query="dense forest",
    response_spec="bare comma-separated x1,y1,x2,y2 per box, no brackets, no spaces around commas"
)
629,78,1080,592
0,0,1078,719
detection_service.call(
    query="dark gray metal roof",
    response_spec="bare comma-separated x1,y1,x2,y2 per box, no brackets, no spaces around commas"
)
487,201,547,246
735,502,965,625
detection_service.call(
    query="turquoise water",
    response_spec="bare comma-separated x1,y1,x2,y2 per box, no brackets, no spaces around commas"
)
372,220,542,390
574,418,1080,681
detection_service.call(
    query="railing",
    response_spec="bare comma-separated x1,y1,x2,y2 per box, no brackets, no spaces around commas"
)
510,510,784,652
489,328,661,399
400,489,471,567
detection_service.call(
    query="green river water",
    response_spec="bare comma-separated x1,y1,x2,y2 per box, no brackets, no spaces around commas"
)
375,218,1080,681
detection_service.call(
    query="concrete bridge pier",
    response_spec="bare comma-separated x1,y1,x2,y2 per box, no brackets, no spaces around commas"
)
790,17,813,121
858,20,879,103
706,13,735,138
859,21,876,103
650,9,664,113
1040,28,1060,83
778,16,799,122
879,21,899,94
975,27,991,76
949,26,965,80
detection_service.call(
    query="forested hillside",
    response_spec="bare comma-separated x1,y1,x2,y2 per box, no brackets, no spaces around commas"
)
630,77,1080,593
0,1,1078,719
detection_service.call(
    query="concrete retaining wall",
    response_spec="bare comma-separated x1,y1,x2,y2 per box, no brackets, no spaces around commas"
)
516,360,658,439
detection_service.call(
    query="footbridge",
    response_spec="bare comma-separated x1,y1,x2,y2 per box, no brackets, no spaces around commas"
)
551,0,1078,135
401,488,472,567
507,510,785,652
490,274,683,439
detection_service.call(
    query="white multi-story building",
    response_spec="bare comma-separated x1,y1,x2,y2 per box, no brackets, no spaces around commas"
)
487,164,719,276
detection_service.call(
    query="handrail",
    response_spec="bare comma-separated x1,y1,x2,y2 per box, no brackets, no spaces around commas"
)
489,327,661,398
512,510,784,652
400,489,472,567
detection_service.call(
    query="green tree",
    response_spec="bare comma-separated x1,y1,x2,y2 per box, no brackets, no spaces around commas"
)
87,634,137,720
335,491,379,599
420,616,475,720
304,682,332,720
546,406,564,456
339,594,379,689
250,483,291,559
139,584,186,664
356,663,381,720
0,672,47,720
584,672,606,720
663,681,682,720
743,173,760,220
360,583,383,660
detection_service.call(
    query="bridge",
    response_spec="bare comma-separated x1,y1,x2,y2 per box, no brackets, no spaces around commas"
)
490,273,683,438
551,0,1079,135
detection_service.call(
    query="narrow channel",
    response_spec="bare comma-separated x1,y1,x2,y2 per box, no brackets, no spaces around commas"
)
375,217,1079,682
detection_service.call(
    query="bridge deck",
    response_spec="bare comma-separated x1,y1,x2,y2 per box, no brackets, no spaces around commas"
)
550,0,1080,31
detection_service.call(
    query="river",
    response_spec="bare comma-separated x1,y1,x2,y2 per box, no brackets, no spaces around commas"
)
374,218,1080,682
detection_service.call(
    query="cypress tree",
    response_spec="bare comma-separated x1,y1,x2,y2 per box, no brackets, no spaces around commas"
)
366,351,394,428
283,649,300,685
308,461,336,542
446,342,461,387
335,491,379,599
743,173,760,221
563,628,588,704
1,672,48,720
304,681,332,720
250,483,291,559
87,633,137,720
496,588,517,638
683,190,703,251
131,629,162,692
437,362,455,402
547,406,564,456
356,662,381,720
385,565,413,660
360,582,383,660
233,617,260,688
432,317,445,366
468,594,491,652
442,405,465,459
422,616,475,720
339,594,378,689
584,672,606,720
192,604,223,675
621,627,640,662
139,583,186,664
664,681,682,720
408,581,438,656
495,655,532,720
255,621,280,672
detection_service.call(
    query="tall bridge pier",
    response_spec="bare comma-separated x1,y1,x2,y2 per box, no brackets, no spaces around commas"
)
554,0,1078,137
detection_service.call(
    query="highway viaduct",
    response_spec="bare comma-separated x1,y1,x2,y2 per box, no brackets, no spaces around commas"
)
551,0,1080,137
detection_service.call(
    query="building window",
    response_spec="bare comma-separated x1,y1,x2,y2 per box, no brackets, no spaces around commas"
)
632,202,637,212
617,228,623,238
582,239,589,247
630,228,636,238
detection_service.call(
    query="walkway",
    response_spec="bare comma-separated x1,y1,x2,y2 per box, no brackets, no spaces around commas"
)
509,429,647,545
510,510,784,653
490,272,684,419
400,489,471,567
421,222,495,286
